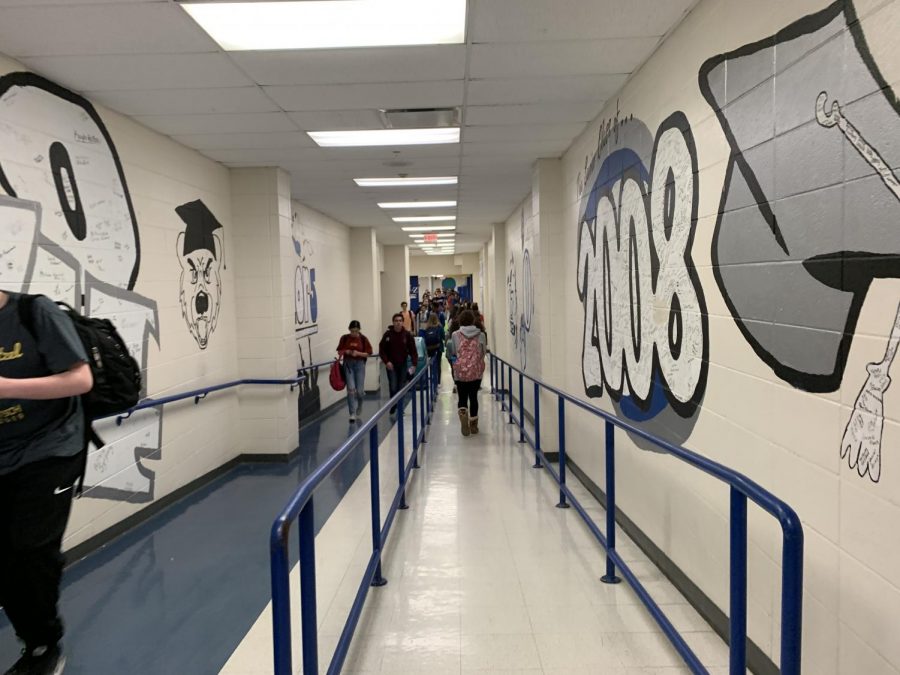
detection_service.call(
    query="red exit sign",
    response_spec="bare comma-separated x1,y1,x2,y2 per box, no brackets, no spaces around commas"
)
423,233,438,243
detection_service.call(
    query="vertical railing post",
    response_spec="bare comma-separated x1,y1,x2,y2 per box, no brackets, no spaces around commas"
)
418,371,427,449
556,396,569,509
411,380,421,468
499,360,505,406
730,487,748,675
370,427,387,587
298,500,319,673
271,528,292,674
780,516,804,675
425,359,432,422
532,381,542,468
518,371,525,441
398,395,408,510
412,382,419,452
601,421,621,584
508,365,514,424
490,353,495,394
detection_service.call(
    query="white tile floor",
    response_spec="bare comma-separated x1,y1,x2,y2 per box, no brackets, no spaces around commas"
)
221,379,735,674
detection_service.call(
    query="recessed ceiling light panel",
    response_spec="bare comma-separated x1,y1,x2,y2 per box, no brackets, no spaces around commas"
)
400,225,456,232
182,0,466,51
379,201,456,209
354,177,458,187
393,215,456,222
308,128,459,147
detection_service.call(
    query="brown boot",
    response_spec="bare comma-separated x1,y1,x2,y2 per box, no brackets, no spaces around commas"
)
458,408,470,436
469,416,479,434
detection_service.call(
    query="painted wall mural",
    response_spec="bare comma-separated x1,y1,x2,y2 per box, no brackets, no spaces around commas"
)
508,207,534,369
292,211,320,418
175,199,224,350
699,0,900,481
575,109,708,444
0,72,161,501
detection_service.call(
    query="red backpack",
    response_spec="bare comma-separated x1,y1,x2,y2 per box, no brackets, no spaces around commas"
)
329,359,346,391
453,333,485,382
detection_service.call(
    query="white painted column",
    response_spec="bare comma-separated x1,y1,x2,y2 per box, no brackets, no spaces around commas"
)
380,244,410,329
349,227,382,392
231,167,298,456
532,158,565,452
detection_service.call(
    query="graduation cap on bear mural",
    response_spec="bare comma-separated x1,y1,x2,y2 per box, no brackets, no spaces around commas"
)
176,199,226,267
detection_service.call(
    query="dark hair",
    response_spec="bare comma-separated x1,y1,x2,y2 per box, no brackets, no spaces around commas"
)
348,320,361,330
401,301,408,307
458,309,475,326
472,303,480,313
392,312,403,321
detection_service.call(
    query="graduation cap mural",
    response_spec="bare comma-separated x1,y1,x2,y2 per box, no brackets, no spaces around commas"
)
175,199,225,350
699,0,900,481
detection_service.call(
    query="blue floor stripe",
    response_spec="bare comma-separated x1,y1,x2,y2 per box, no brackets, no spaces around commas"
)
0,388,400,674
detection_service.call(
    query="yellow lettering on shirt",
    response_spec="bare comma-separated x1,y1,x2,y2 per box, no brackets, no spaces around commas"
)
0,403,24,425
0,342,23,362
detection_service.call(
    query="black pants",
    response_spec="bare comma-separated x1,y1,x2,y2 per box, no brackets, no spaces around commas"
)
456,379,482,417
0,453,82,649
386,365,409,413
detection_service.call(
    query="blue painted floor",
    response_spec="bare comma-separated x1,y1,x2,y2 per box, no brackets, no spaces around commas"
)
0,388,398,674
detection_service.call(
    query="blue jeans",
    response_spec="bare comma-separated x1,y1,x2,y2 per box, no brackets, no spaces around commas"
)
344,359,366,415
386,365,409,413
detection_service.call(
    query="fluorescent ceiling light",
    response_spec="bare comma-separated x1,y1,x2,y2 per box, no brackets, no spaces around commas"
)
379,201,456,209
401,225,456,232
181,0,466,51
409,234,455,239
354,177,457,187
393,215,456,222
308,128,459,147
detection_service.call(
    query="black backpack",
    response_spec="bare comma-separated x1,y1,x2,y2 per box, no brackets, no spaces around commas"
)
18,294,142,493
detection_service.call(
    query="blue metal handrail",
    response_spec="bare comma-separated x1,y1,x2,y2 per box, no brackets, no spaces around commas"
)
270,356,438,675
489,354,803,675
109,374,305,424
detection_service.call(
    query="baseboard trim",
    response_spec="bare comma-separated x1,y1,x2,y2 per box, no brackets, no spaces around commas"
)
563,456,778,675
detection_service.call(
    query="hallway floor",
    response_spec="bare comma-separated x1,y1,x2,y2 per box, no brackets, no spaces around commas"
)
224,376,733,674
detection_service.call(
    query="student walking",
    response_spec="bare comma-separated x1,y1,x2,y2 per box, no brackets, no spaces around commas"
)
419,314,445,385
447,309,487,437
0,290,94,675
399,301,416,334
379,313,418,416
335,320,373,423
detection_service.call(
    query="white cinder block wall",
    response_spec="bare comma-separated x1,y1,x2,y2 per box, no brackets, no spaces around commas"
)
489,0,900,672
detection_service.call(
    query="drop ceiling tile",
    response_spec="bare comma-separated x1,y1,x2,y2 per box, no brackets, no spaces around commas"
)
20,53,253,91
461,139,568,157
287,109,386,131
466,74,623,106
135,112,298,136
0,3,215,57
469,39,660,78
463,122,586,142
471,0,695,42
265,80,464,112
172,131,316,151
465,101,600,125
231,45,466,85
85,87,279,116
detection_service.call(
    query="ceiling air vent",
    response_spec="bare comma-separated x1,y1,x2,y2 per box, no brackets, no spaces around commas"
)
379,107,460,129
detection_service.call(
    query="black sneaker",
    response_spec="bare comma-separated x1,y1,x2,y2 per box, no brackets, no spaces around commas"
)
4,644,66,675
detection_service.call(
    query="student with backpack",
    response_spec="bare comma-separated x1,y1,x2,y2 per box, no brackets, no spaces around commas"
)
419,314,445,385
335,320,373,423
447,309,487,437
0,290,94,675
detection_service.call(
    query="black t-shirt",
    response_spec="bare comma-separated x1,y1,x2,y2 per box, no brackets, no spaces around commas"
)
0,292,87,474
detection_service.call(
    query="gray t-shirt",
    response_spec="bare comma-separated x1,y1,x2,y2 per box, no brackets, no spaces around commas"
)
0,292,88,474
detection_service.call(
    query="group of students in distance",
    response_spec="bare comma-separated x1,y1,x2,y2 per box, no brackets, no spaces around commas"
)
335,291,487,437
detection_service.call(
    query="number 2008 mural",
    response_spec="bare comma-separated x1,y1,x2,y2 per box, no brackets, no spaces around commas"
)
575,0,900,482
